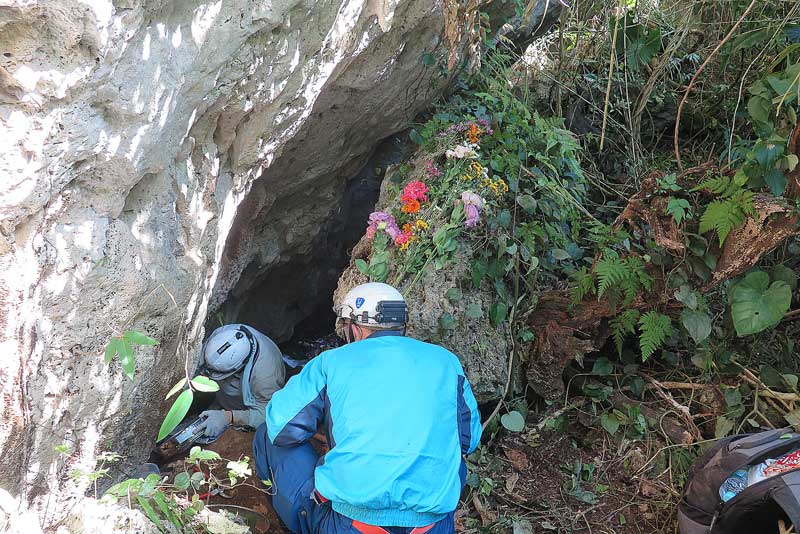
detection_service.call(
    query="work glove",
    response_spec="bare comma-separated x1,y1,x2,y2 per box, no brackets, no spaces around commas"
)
198,410,229,439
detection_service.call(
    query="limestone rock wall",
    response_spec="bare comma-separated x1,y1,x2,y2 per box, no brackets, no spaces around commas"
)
0,0,462,524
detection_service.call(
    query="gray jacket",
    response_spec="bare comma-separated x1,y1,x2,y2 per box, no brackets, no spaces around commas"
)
198,324,285,428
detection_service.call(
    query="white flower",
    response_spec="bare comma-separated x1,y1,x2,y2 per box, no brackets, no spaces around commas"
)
445,144,477,159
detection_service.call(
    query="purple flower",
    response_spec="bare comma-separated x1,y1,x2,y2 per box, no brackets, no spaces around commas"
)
460,191,484,228
476,118,494,136
367,211,400,239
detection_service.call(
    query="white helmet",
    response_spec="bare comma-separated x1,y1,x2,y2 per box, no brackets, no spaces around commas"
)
335,282,408,330
201,326,256,380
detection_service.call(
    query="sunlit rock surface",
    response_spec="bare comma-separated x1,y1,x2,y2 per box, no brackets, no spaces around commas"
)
0,0,459,525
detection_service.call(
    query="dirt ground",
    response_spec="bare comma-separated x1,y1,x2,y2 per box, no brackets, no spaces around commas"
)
160,429,284,533
463,403,683,534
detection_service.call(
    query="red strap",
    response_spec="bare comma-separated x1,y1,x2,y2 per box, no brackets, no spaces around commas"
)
314,490,329,504
351,520,435,534
351,520,389,534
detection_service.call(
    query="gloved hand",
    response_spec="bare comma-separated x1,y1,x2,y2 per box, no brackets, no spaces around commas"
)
198,410,229,439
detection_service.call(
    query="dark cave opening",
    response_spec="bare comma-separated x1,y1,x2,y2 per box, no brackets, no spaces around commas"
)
211,133,411,354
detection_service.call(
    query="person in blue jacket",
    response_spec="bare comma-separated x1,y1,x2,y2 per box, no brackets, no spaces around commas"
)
253,282,482,534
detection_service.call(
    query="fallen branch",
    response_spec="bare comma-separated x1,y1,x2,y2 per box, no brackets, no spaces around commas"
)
534,397,587,432
640,374,703,443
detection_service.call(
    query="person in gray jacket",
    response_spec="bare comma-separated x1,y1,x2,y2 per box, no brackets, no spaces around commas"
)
194,324,286,441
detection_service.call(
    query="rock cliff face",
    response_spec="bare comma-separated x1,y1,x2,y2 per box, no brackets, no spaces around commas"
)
0,0,464,523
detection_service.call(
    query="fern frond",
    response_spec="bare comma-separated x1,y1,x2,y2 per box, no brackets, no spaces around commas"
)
698,199,748,246
570,267,595,304
618,276,639,306
595,256,626,299
693,175,738,198
610,309,640,356
638,311,672,361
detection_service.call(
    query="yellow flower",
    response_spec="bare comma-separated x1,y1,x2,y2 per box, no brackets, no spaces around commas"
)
400,235,416,251
415,220,429,230
470,161,483,174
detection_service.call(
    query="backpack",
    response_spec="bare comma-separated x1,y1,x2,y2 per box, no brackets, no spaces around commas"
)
678,428,800,533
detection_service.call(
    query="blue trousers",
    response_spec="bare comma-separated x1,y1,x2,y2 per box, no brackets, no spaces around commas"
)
252,424,455,534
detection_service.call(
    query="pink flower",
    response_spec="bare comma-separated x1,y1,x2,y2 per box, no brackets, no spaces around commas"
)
424,160,443,178
401,180,429,203
395,230,414,249
367,211,400,239
460,191,484,228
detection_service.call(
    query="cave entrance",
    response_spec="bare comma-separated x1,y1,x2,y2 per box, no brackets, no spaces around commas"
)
211,134,410,357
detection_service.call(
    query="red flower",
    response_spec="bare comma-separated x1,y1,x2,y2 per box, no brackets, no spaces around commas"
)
401,180,429,203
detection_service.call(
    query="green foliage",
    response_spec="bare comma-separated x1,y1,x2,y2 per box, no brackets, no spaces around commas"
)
730,271,793,336
570,267,596,303
595,253,626,300
666,197,691,225
159,376,219,441
104,446,251,532
610,309,641,356
157,389,193,442
593,249,652,305
356,232,391,282
104,330,158,380
500,410,525,432
693,174,757,246
638,311,672,361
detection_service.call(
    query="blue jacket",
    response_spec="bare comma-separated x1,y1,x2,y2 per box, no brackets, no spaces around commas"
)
265,332,482,528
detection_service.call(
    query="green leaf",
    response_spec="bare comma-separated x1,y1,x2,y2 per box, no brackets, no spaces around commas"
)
118,338,135,380
665,197,690,225
489,301,508,326
638,312,672,361
592,357,614,376
446,287,463,302
764,168,788,196
747,95,772,124
136,496,164,532
674,285,698,310
355,259,369,275
771,264,798,291
681,308,712,344
500,411,525,432
165,378,187,400
409,129,424,145
731,271,792,336
190,376,219,393
516,194,537,213
123,331,158,346
439,313,457,331
600,413,620,435
715,416,735,439
104,338,121,364
698,198,749,246
174,472,190,491
466,303,483,319
472,258,488,288
139,473,160,497
188,446,221,464
157,389,194,442
551,248,571,261
595,255,626,299
152,491,182,529
786,154,799,172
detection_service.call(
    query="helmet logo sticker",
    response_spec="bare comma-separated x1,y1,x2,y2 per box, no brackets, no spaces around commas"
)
355,297,365,309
